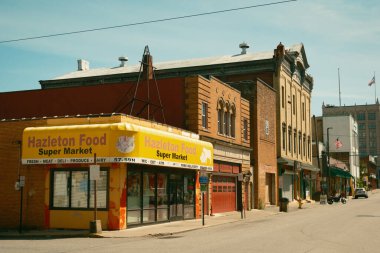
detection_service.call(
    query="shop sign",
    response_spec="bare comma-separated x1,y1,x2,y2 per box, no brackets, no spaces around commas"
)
22,123,213,170
90,165,100,180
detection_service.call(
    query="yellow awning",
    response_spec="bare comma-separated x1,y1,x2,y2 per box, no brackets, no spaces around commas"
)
22,122,213,170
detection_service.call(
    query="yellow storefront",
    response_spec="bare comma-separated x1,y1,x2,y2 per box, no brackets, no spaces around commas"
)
22,121,213,230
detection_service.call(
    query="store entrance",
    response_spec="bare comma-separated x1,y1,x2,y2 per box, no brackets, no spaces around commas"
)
169,175,184,220
127,166,194,226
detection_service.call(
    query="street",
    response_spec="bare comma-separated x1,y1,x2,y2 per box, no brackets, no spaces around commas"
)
1,191,380,253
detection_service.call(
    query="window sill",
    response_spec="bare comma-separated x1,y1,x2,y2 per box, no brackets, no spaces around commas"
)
217,133,236,139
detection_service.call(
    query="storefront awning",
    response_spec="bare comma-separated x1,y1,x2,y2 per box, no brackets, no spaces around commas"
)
277,157,294,166
22,122,213,170
278,158,319,173
301,163,320,172
328,166,353,179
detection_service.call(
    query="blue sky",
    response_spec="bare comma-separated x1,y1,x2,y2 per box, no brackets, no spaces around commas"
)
1,0,379,116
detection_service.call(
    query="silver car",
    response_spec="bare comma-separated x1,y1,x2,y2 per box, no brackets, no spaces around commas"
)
354,188,368,199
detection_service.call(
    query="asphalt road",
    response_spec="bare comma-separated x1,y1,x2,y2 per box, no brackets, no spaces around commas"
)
1,192,379,253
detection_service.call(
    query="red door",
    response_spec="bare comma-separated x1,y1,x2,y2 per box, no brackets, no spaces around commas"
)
211,175,236,213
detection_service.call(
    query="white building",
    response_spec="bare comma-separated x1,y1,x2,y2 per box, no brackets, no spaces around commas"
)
323,115,360,181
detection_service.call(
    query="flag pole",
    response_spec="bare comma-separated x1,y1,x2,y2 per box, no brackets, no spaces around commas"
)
338,68,341,106
375,72,377,103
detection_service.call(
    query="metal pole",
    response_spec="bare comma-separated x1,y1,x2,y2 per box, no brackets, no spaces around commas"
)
243,182,246,219
16,141,23,234
241,181,243,219
94,153,97,221
375,72,377,103
19,181,23,234
313,115,321,170
327,128,332,195
201,192,205,226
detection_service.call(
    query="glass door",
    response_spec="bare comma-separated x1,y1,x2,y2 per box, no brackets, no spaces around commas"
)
169,175,184,220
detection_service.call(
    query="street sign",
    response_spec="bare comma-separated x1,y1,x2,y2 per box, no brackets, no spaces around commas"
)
200,184,207,192
19,176,25,187
199,176,208,184
90,165,100,180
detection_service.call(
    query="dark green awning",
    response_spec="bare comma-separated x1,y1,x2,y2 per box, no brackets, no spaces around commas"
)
328,166,353,179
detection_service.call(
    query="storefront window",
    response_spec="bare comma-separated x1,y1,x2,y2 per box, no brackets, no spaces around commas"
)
71,171,88,208
143,172,156,209
184,175,195,219
184,175,195,205
53,171,70,208
143,172,156,223
127,171,141,224
89,170,108,208
157,173,168,221
157,174,168,207
51,169,108,210
127,171,141,209
127,168,195,224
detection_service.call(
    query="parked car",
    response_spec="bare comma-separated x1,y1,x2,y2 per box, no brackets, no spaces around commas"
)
354,188,368,199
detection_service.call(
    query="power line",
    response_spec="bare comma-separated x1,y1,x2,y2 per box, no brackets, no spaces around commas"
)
0,0,297,44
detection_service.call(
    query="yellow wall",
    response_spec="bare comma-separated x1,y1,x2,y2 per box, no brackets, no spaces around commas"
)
108,163,127,230
50,210,108,229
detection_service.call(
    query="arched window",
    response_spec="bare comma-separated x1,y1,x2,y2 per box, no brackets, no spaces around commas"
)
298,131,302,155
217,99,224,135
201,102,208,129
224,103,230,136
303,134,306,157
282,123,286,150
230,104,236,138
243,119,248,141
217,99,236,138
288,126,292,152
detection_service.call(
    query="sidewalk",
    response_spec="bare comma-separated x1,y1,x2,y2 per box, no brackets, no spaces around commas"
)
0,200,318,239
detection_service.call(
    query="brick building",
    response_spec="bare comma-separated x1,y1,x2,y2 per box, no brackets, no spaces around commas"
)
0,115,213,230
360,156,378,190
185,76,251,213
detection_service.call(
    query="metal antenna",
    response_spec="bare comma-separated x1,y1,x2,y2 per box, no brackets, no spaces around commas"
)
338,67,341,106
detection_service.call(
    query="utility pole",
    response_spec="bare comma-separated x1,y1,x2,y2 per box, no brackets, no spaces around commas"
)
327,127,333,195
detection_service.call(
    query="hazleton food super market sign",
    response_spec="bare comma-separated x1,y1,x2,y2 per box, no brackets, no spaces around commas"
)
21,123,213,170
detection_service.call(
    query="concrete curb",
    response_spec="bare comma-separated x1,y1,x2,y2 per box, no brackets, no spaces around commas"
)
0,230,90,239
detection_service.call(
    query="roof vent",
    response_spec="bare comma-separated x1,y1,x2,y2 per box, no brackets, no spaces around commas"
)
239,42,249,54
77,59,89,71
118,56,128,67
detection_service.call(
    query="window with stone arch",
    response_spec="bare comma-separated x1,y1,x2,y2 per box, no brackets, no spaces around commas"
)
282,123,286,150
217,98,235,138
217,99,225,135
224,102,230,136
230,104,236,138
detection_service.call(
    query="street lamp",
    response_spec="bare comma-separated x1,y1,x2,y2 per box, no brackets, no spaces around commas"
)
327,127,333,195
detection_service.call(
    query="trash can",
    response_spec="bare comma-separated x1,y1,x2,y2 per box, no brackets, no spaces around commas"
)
279,197,289,212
